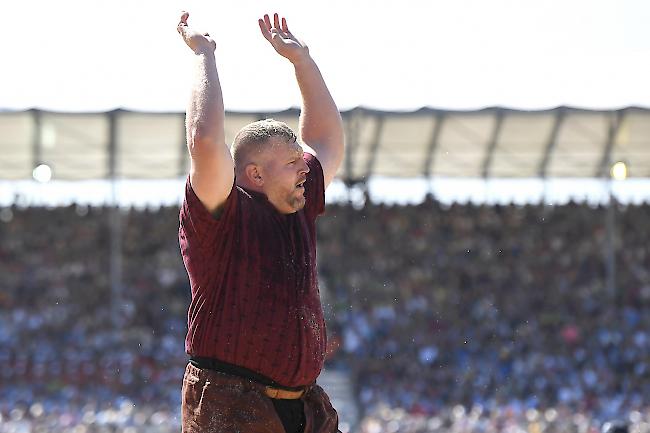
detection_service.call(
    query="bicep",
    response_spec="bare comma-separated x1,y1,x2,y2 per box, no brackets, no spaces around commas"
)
189,142,235,214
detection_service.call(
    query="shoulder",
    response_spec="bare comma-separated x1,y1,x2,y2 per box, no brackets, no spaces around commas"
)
302,152,325,219
181,176,246,229
303,150,324,178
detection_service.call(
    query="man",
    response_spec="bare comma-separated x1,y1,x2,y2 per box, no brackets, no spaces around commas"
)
176,10,344,433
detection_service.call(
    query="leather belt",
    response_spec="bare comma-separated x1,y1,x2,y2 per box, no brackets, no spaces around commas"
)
189,356,306,400
264,386,305,400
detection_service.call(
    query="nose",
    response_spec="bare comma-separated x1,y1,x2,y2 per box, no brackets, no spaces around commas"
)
300,160,310,174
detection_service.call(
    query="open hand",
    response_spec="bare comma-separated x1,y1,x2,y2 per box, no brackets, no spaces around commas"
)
258,13,309,64
177,11,216,55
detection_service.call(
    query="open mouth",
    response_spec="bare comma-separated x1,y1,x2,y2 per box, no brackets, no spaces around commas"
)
296,180,306,189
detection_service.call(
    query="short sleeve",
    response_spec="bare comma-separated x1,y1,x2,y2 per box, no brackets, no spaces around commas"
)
179,176,238,251
302,153,325,221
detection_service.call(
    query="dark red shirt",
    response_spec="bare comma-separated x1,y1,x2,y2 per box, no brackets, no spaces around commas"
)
178,153,327,387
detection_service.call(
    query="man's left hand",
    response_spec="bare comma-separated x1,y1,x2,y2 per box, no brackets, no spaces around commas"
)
258,13,309,64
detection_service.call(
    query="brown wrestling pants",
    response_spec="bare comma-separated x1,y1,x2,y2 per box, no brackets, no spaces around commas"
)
181,362,339,433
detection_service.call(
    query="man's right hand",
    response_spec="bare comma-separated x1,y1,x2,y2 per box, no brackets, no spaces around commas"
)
177,11,216,55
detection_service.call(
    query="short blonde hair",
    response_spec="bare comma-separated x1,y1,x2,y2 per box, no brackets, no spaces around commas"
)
231,119,297,169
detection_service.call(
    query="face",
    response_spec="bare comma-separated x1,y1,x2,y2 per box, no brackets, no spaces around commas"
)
258,138,310,214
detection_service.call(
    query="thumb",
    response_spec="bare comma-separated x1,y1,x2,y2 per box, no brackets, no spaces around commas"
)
269,28,287,46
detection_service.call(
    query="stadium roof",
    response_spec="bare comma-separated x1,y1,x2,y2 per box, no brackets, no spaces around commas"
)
1,107,649,181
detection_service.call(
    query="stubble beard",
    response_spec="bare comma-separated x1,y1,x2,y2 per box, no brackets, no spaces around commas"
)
288,191,306,212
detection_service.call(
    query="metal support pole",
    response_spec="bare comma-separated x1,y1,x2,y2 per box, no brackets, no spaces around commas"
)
602,111,623,306
108,110,123,329
110,183,124,328
605,179,617,304
344,109,359,204
539,108,565,205
32,109,42,170
423,112,444,200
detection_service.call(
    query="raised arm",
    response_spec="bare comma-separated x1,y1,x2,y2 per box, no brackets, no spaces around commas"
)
177,12,234,214
258,13,344,188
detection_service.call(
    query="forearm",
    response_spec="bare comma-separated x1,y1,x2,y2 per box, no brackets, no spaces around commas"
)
294,55,344,153
186,52,226,152
256,12,344,185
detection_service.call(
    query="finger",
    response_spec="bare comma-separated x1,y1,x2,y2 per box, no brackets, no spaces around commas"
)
177,25,186,36
264,14,272,30
177,11,189,35
258,18,272,41
273,13,280,30
281,17,289,33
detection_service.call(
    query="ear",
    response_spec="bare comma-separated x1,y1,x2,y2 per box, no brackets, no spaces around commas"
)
245,163,264,186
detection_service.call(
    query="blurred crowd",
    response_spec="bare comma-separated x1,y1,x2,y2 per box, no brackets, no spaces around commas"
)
0,205,186,432
319,198,650,432
0,198,648,432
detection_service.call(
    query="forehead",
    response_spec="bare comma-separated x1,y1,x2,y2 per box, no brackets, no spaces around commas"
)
268,136,303,155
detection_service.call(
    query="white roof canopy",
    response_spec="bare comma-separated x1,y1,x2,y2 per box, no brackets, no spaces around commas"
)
1,107,648,180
